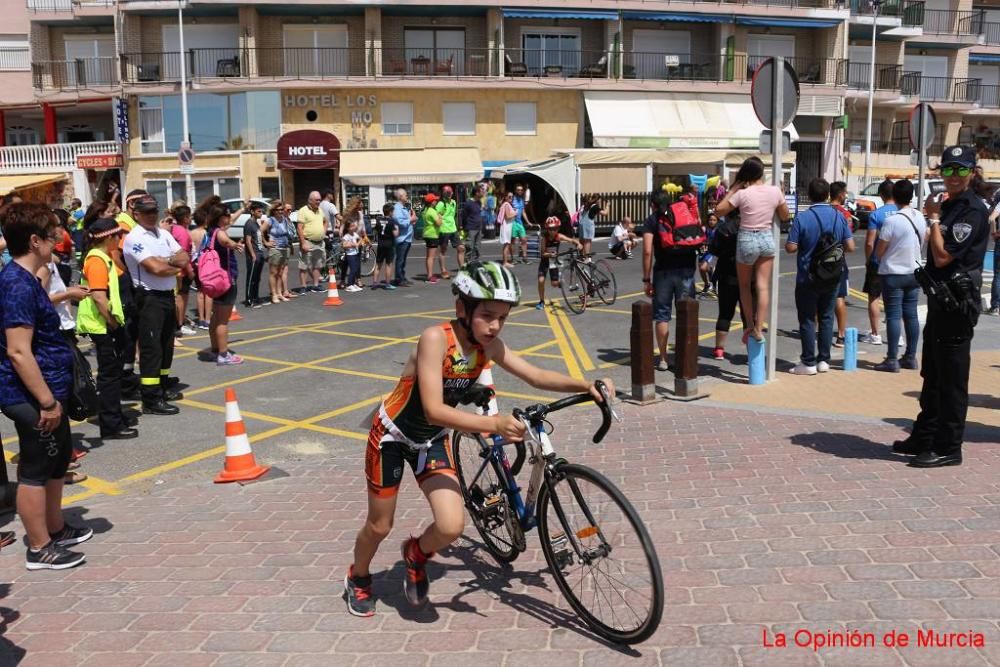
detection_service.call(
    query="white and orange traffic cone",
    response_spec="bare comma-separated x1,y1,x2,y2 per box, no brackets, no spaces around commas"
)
215,388,270,484
323,274,343,307
229,305,243,322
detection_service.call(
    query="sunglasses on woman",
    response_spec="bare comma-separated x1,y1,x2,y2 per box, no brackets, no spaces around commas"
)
940,166,971,177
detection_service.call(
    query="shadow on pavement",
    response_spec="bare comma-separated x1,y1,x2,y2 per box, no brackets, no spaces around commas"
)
789,432,911,462
882,417,1000,444
0,583,25,664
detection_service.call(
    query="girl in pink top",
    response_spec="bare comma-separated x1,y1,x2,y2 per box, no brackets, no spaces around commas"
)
496,191,517,267
715,157,791,343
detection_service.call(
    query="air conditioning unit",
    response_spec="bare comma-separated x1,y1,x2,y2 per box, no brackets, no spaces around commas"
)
137,64,160,82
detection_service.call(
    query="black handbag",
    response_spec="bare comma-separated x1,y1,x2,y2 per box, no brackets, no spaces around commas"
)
67,341,99,422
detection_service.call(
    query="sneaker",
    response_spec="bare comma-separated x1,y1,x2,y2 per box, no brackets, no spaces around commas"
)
874,359,900,373
817,361,830,373
196,320,210,331
985,307,999,316
250,301,264,309
712,347,724,360
535,301,545,310
344,566,377,617
400,538,430,607
179,324,197,336
370,283,383,290
789,364,818,375
49,523,94,548
832,336,845,348
427,277,439,285
216,352,245,366
384,283,397,290
899,356,919,370
860,332,883,345
655,358,669,372
25,542,85,571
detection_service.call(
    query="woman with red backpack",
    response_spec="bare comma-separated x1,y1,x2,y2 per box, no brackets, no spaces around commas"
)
199,205,244,366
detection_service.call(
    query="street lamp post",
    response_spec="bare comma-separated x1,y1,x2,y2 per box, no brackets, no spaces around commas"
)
862,0,881,189
178,1,194,206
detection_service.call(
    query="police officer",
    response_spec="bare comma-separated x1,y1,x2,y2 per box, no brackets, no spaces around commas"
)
122,196,190,415
893,146,990,467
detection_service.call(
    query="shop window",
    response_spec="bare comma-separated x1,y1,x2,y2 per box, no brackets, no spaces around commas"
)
442,102,475,136
382,102,414,136
505,102,537,136
140,92,280,154
146,177,239,210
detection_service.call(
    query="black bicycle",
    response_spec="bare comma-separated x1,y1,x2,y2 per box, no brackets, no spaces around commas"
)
556,249,617,314
453,382,663,644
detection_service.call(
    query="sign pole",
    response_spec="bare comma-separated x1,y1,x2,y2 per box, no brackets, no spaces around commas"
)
917,106,927,212
768,56,783,383
178,1,194,206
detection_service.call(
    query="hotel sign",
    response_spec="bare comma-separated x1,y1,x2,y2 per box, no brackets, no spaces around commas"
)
276,129,341,170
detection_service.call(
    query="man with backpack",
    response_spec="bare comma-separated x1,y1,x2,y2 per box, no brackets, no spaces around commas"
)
785,179,856,375
642,191,705,372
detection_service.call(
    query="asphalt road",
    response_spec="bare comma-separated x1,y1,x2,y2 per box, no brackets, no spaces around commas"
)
3,232,996,506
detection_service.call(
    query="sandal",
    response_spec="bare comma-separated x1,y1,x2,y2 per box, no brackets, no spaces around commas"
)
64,471,88,485
0,531,15,549
68,461,81,471
440,272,452,280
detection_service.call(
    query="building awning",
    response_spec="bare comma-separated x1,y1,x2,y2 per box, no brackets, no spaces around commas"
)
339,147,483,186
557,148,795,169
736,16,840,28
490,156,577,210
970,53,1000,63
583,91,798,150
0,174,66,197
503,9,618,20
622,10,731,24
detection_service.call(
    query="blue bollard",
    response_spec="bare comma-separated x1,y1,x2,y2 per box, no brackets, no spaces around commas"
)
748,336,766,385
844,327,858,372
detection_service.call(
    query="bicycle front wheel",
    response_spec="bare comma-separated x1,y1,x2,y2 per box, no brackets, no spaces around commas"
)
453,431,524,564
537,463,663,645
361,245,377,276
591,260,617,306
559,263,587,314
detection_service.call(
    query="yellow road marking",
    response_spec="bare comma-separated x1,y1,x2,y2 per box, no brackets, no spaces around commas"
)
177,398,368,440
521,352,564,360
517,339,559,355
289,328,416,343
554,306,595,371
407,313,549,329
544,305,583,380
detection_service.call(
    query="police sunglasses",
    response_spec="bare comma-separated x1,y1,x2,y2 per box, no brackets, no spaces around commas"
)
940,166,971,177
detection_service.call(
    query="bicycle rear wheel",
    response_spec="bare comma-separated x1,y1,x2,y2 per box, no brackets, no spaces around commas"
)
361,245,377,276
537,463,663,645
453,431,524,564
591,260,617,306
559,263,588,314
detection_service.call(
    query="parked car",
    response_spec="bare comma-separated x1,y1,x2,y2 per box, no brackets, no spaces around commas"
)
855,179,945,227
221,198,271,240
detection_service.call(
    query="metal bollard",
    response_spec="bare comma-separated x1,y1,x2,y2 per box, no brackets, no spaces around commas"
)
844,327,858,372
748,336,766,385
674,299,700,397
630,300,656,404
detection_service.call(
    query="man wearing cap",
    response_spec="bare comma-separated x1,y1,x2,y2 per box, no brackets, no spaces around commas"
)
421,192,443,283
77,218,137,440
122,196,190,416
435,186,460,276
115,189,147,392
894,146,990,468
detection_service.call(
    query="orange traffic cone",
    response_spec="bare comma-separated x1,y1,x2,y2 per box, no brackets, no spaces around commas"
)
229,305,243,322
323,274,343,307
215,388,270,484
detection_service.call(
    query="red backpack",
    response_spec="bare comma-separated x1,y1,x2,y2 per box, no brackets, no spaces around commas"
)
657,201,706,249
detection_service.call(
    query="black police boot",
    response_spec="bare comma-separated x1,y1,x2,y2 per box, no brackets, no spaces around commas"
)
163,376,180,390
163,388,184,402
891,438,923,455
101,427,139,440
910,451,962,468
142,398,179,416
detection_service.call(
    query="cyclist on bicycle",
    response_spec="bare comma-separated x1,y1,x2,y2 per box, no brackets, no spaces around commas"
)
345,261,614,616
536,216,581,310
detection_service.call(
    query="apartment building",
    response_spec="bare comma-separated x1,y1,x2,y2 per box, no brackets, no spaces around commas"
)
6,0,925,210
845,0,1000,190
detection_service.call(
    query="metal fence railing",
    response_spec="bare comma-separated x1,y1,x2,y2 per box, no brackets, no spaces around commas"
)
920,8,985,35
900,74,980,103
32,58,119,89
846,62,903,90
0,47,30,71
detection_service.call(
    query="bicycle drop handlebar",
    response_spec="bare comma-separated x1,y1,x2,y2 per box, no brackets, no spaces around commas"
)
512,380,617,444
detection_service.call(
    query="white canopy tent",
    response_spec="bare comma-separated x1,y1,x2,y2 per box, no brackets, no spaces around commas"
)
490,155,578,210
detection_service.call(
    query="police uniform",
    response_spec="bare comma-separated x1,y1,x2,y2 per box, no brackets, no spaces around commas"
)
122,200,184,413
899,146,990,467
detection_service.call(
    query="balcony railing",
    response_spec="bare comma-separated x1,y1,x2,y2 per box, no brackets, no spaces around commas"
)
921,8,985,35
32,58,118,89
846,62,903,90
27,0,114,9
0,47,30,72
0,141,120,174
979,84,1000,108
850,0,926,26
381,47,500,77
887,123,944,155
984,22,1000,45
621,52,844,85
900,73,980,103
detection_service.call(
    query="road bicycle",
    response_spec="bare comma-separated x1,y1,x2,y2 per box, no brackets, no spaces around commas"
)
324,235,377,282
453,382,663,645
556,249,617,314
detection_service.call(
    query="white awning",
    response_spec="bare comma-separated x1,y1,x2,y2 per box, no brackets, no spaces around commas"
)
490,156,577,211
584,92,798,150
340,147,483,186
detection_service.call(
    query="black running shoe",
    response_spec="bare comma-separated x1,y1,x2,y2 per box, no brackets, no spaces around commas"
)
344,566,376,617
26,542,85,570
401,538,430,607
50,523,94,548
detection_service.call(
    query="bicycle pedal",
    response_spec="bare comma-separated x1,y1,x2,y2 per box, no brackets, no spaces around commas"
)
484,493,502,507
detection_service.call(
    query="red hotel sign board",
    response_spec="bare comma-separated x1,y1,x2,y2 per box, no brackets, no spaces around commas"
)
77,154,124,169
277,130,340,170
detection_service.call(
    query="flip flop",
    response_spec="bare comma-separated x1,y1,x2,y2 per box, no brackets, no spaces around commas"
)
64,471,88,485
0,531,15,549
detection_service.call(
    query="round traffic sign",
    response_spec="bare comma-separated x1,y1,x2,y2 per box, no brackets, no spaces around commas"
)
750,58,800,130
908,103,936,152
178,146,195,165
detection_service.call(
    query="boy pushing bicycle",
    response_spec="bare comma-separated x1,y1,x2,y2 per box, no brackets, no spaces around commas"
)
345,261,614,616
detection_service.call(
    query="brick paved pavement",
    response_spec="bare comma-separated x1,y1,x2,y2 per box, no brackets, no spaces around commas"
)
0,399,997,666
